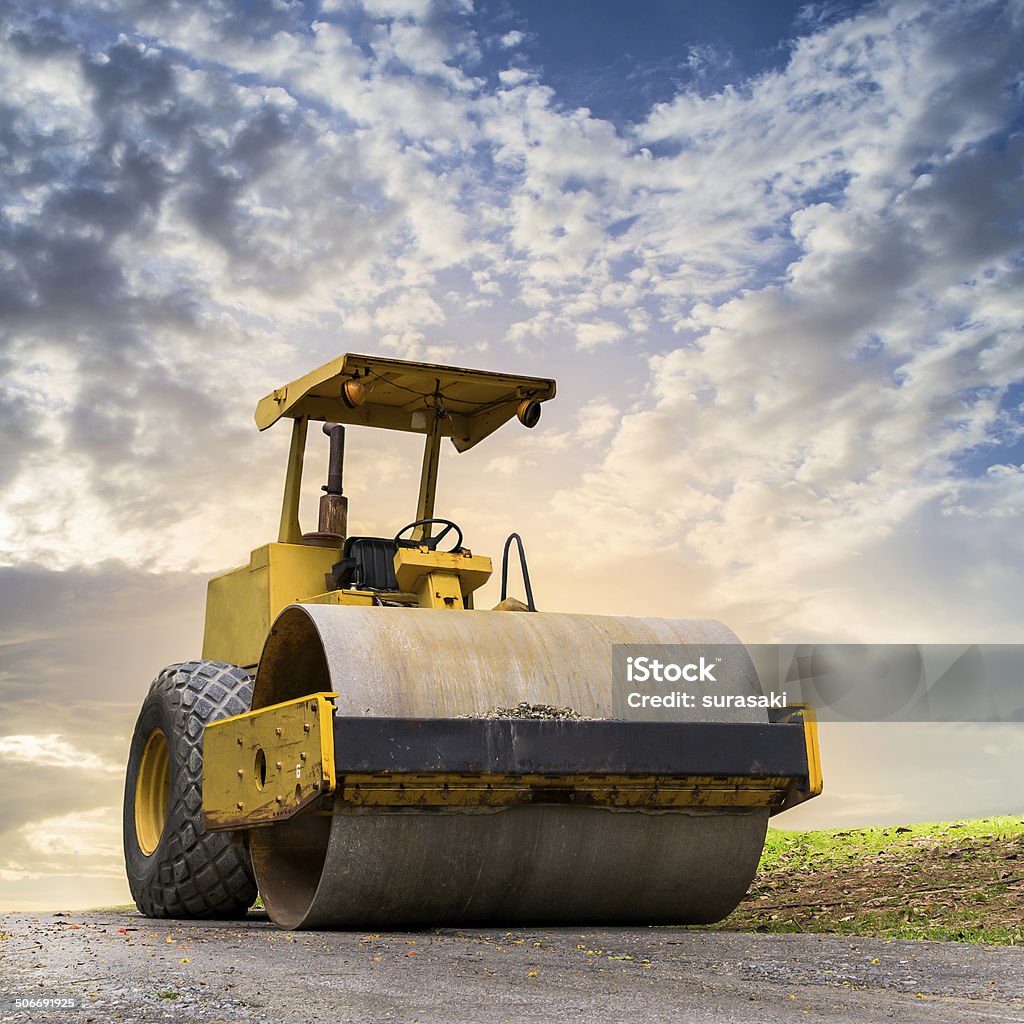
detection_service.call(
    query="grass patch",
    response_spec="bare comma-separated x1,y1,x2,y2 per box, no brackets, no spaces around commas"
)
713,815,1024,945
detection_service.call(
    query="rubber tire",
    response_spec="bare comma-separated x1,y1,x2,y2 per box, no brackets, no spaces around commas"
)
123,660,258,918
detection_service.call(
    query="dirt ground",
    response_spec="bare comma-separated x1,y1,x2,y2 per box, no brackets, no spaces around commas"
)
723,817,1024,944
2,911,1023,1024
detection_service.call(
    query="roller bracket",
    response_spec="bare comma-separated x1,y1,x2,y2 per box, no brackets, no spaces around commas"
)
203,692,338,831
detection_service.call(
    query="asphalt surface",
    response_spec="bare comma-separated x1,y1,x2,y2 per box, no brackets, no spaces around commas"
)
1,912,1023,1024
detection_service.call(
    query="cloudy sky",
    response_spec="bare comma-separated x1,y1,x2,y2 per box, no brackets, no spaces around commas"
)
1,0,1022,910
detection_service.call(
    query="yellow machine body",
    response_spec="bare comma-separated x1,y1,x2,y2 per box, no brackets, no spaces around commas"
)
204,543,352,670
392,547,493,609
201,353,540,667
202,541,497,668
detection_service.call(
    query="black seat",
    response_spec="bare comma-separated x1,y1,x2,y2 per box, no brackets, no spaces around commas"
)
331,536,399,591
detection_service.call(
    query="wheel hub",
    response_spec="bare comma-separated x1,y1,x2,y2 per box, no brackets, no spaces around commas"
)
134,728,169,856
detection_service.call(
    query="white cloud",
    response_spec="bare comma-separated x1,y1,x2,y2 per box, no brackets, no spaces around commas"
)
537,0,1024,639
487,455,524,476
574,400,621,445
0,735,122,775
21,806,123,872
575,321,627,350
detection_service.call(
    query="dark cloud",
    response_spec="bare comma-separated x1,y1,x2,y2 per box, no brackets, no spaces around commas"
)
1,223,127,317
0,4,352,538
178,104,304,268
903,135,1024,272
7,9,75,57
0,563,207,710
0,32,185,326
84,36,178,114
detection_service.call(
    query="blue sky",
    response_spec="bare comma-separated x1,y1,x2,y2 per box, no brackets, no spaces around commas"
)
0,0,1022,908
476,0,845,124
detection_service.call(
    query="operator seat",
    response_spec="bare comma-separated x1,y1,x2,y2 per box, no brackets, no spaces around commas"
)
331,536,399,591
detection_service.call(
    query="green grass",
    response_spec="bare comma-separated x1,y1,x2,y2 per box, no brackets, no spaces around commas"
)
758,815,1024,870
714,815,1024,945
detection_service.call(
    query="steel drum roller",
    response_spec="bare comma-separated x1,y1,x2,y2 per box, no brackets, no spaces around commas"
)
248,605,769,930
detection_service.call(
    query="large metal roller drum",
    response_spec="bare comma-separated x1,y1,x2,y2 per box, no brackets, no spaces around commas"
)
249,605,769,930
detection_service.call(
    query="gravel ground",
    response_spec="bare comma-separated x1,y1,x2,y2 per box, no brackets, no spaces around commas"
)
2,912,1023,1023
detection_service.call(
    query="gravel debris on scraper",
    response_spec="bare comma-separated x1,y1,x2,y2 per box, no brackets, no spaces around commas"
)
483,701,585,720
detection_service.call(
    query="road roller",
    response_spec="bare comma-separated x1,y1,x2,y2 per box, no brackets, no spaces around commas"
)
123,352,821,929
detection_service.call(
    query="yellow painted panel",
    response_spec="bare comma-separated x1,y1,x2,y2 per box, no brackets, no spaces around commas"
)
266,542,342,613
393,547,492,599
203,693,338,831
202,542,343,670
202,561,270,670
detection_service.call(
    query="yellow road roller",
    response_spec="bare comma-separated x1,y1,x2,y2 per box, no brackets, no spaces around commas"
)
123,352,821,929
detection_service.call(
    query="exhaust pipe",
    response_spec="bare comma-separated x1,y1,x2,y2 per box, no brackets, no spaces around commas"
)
303,423,348,547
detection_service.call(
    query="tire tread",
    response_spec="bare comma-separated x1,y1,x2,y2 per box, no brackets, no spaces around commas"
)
127,660,258,919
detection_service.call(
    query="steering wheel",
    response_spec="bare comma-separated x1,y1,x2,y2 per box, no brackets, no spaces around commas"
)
394,518,464,553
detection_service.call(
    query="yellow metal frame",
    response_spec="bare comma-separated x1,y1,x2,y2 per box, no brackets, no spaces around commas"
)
799,703,823,800
259,354,556,550
415,414,444,529
278,418,308,545
202,693,338,831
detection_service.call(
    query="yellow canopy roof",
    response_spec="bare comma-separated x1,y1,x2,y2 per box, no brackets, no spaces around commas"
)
255,353,556,452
